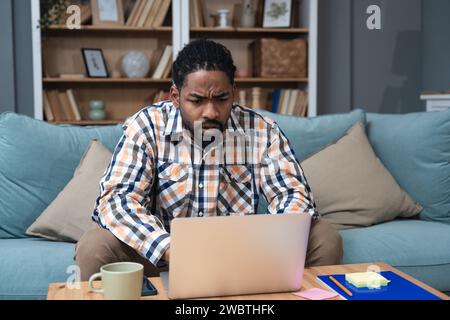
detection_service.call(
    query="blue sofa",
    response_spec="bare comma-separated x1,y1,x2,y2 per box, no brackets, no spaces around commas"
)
1,108,449,299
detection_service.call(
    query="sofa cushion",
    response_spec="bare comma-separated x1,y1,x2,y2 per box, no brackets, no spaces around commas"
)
0,238,75,299
340,219,450,291
26,140,112,242
256,109,366,213
0,112,122,238
301,123,422,229
366,110,450,223
258,109,366,161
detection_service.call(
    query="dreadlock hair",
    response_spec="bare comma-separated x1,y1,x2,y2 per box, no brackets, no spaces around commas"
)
172,38,237,90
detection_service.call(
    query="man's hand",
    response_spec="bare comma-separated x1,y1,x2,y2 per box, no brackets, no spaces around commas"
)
162,248,170,263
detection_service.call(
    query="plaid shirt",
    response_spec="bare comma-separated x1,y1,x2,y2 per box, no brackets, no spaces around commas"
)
93,101,318,266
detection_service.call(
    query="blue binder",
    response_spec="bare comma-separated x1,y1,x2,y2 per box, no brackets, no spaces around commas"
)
316,271,442,300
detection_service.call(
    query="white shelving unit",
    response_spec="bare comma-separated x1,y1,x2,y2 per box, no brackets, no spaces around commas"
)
32,0,318,120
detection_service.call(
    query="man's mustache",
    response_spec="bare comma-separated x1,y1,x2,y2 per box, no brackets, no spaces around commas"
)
201,120,223,131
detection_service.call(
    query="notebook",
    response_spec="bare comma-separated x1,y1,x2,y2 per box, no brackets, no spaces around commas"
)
317,271,442,300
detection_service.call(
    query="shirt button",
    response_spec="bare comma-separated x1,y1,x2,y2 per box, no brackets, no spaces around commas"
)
198,211,203,217
199,183,204,189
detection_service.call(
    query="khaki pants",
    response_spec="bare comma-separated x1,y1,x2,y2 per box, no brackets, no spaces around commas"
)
75,218,343,281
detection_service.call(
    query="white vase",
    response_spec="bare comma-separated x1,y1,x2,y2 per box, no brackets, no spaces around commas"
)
240,0,256,28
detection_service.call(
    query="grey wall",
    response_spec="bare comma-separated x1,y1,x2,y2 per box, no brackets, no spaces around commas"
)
0,0,35,116
318,0,424,114
0,0,16,113
317,0,352,114
422,0,450,91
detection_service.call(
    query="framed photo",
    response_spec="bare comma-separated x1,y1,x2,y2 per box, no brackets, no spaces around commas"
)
262,0,293,28
81,48,109,78
91,0,124,26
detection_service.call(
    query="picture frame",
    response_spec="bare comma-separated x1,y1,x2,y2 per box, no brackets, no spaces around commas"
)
262,0,293,28
91,0,124,26
81,48,109,78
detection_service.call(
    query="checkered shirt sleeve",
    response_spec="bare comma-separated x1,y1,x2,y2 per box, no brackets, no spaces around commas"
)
93,115,170,267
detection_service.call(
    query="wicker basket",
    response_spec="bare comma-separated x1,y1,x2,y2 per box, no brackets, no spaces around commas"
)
250,38,307,78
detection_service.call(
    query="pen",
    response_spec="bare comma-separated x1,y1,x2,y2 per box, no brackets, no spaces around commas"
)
329,276,353,297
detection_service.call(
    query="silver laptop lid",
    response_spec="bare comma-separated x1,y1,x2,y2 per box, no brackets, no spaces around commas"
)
168,213,311,299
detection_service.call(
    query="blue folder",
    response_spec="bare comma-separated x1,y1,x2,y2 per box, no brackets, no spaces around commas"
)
316,271,442,300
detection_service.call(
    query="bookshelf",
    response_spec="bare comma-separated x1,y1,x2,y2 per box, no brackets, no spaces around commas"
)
187,0,317,116
32,0,318,124
38,0,174,125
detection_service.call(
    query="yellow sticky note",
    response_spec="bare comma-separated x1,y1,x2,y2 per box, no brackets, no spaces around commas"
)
345,272,390,289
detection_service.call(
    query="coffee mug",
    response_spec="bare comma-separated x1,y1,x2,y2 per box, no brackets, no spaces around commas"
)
88,262,144,300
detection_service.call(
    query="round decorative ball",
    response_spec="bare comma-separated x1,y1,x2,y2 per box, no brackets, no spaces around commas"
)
121,51,150,78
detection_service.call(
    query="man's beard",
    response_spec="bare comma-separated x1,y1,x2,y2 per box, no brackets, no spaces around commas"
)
181,118,224,149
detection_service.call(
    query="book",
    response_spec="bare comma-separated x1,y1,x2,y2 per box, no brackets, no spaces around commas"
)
131,0,147,26
58,73,85,79
152,45,172,79
299,91,308,117
43,91,54,122
66,89,82,121
161,57,172,78
58,91,75,120
198,0,211,27
152,0,171,27
279,89,291,115
190,0,199,27
137,0,155,27
271,89,281,113
46,90,66,121
317,271,442,300
286,89,299,115
126,0,143,26
144,0,162,28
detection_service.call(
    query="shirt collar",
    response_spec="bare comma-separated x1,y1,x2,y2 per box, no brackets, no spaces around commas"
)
225,105,246,136
163,105,183,137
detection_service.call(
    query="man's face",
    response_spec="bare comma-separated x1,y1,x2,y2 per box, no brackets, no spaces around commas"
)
170,70,236,135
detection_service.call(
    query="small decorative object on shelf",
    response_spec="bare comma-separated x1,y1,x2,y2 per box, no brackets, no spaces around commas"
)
89,100,106,120
217,9,231,28
81,48,109,78
240,0,256,28
262,0,293,28
91,0,124,26
121,51,150,78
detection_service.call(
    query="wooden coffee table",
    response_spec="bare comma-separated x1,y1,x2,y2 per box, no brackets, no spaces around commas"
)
47,262,449,300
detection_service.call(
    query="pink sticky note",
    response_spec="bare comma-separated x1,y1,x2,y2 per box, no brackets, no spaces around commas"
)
292,288,339,300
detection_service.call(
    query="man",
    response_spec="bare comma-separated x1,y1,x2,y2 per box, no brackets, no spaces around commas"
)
76,39,343,281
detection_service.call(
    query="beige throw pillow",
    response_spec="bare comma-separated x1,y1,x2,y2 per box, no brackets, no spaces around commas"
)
26,140,112,242
301,122,422,229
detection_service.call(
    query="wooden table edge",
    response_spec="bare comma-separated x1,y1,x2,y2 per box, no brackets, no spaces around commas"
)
47,262,449,300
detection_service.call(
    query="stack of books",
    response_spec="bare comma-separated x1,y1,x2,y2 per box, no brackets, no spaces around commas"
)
125,0,172,28
271,89,308,116
190,0,211,27
43,90,82,122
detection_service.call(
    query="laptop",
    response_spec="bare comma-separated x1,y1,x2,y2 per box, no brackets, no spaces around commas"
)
161,213,311,299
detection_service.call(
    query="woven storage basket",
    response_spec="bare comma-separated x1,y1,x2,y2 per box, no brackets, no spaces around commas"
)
250,38,307,78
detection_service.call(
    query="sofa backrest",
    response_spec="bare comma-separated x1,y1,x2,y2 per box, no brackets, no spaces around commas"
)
0,112,122,238
257,108,450,224
366,110,450,223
